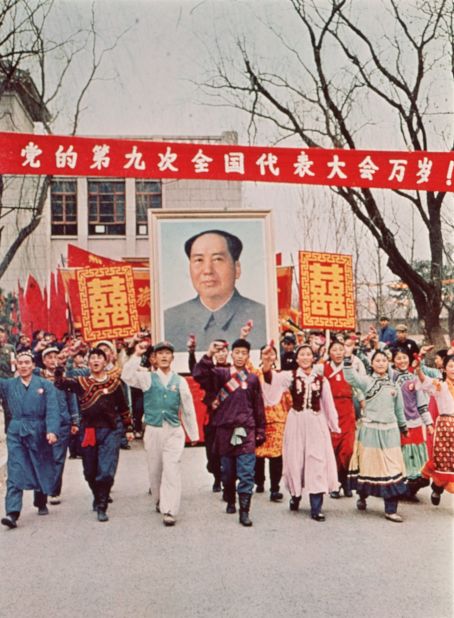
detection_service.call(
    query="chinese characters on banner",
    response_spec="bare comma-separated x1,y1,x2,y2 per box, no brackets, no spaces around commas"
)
299,252,355,331
77,266,140,341
0,131,452,192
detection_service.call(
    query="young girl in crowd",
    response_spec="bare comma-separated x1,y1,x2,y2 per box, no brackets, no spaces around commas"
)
323,340,358,499
392,348,433,500
344,350,408,522
254,344,290,502
282,345,340,521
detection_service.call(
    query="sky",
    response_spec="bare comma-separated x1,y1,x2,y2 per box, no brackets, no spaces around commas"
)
33,0,452,305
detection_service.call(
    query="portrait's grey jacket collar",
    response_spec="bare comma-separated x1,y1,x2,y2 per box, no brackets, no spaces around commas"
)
198,289,242,332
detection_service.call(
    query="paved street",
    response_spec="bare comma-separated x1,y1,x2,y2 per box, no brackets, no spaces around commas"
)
0,442,452,618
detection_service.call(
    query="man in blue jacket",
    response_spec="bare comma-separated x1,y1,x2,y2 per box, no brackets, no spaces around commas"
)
38,346,79,505
1,350,60,529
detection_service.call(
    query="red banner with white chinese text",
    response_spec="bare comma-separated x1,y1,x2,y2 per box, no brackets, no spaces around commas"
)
299,251,356,331
0,131,452,191
76,265,140,341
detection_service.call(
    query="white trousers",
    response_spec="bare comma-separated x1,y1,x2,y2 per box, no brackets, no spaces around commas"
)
143,423,185,516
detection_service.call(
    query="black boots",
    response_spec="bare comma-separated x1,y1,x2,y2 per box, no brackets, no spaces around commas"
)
1,512,19,529
225,486,236,514
95,480,112,522
34,491,49,516
289,496,301,511
238,493,253,527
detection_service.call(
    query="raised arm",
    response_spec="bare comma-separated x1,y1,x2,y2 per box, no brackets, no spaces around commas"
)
121,355,151,392
342,356,372,394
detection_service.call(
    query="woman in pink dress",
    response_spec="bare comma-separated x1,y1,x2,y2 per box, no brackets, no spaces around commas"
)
282,345,340,521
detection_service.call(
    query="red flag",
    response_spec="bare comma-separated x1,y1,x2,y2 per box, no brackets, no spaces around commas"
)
67,244,149,269
275,253,282,266
277,266,293,316
24,275,47,334
17,282,31,337
49,271,68,338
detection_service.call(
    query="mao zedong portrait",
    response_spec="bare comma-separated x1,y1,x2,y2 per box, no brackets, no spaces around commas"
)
164,229,266,352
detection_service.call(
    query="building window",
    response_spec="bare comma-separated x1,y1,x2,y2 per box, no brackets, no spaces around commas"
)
88,180,126,236
51,180,77,236
136,180,162,235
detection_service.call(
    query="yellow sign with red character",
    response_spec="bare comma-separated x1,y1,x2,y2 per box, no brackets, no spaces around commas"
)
299,251,355,330
77,265,140,341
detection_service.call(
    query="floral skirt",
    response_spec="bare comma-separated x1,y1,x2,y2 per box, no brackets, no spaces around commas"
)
421,415,454,493
256,402,287,458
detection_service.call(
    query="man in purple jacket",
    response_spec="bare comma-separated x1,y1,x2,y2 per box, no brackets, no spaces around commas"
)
193,338,265,526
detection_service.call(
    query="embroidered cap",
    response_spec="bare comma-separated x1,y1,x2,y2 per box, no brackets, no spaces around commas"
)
42,346,60,359
153,341,174,353
97,340,116,353
16,350,34,360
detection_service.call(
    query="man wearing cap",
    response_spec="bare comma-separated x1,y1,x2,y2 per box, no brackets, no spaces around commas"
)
121,340,199,526
55,348,133,522
190,338,230,493
390,324,420,358
38,347,79,505
280,332,297,370
193,338,265,526
378,317,397,347
1,350,60,529
164,229,266,352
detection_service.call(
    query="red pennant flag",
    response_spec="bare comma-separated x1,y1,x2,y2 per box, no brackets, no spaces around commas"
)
23,275,47,335
48,272,68,339
67,244,149,269
277,266,293,316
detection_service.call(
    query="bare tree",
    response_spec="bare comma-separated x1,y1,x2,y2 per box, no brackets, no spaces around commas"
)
204,0,453,345
0,0,129,279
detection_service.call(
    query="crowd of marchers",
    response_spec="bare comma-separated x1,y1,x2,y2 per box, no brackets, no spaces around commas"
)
0,317,453,530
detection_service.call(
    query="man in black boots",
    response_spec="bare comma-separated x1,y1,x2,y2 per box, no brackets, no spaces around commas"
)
193,339,265,526
55,348,134,522
189,337,230,494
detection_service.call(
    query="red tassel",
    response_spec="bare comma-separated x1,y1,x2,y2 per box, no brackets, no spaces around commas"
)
81,427,96,447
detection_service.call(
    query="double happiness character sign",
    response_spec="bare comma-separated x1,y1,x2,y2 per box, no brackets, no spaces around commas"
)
77,265,140,341
299,252,355,331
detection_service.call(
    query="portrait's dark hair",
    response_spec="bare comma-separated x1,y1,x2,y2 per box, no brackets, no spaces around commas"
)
184,229,243,261
443,353,454,370
231,338,250,351
435,349,448,360
392,347,411,362
88,347,107,361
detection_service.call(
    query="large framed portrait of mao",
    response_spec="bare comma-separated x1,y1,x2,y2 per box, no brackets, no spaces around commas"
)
149,210,279,373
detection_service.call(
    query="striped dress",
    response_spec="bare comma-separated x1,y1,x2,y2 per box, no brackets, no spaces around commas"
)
392,369,432,482
344,364,408,499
